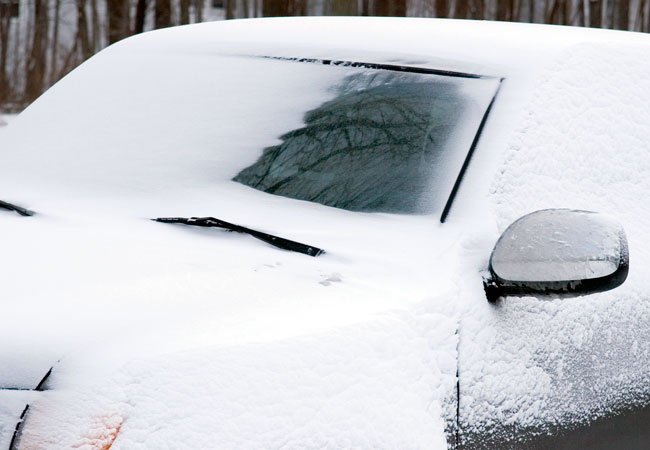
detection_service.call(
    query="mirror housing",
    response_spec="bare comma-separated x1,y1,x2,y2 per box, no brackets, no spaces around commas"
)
484,209,629,302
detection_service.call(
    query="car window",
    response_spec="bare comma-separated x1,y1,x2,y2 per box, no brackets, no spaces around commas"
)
235,63,500,215
0,54,499,219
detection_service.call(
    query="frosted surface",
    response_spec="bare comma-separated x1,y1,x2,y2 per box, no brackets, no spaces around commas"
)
491,209,622,282
235,70,498,214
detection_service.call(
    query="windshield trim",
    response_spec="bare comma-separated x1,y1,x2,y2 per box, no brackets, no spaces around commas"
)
255,55,494,80
439,77,504,223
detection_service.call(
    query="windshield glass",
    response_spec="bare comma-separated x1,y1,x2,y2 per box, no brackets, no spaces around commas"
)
0,53,499,217
235,64,499,214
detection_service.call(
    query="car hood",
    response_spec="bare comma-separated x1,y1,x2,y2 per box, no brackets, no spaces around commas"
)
0,208,466,449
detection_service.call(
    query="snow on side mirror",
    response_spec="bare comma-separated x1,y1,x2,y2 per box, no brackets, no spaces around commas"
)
484,209,629,303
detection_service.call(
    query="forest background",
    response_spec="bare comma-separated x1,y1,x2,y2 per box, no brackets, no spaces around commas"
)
0,0,645,113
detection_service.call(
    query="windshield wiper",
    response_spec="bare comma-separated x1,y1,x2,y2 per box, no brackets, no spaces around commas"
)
153,216,325,257
0,200,34,216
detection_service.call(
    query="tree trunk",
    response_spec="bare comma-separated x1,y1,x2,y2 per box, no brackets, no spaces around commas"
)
513,0,523,21
263,0,306,16
469,0,484,19
76,0,92,59
560,0,569,24
325,0,358,15
134,0,148,33
226,0,234,19
639,0,648,31
0,0,10,106
612,0,629,29
545,0,561,24
361,0,370,15
576,0,585,25
91,0,100,50
374,0,407,16
49,0,61,85
435,0,448,17
134,0,147,33
454,0,469,18
25,0,49,103
262,0,282,16
108,0,129,44
155,0,171,28
195,0,204,21
603,0,613,28
589,0,602,27
180,0,191,23
496,0,512,20
529,0,536,22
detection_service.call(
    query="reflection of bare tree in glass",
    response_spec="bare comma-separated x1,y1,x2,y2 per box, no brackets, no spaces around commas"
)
235,75,465,213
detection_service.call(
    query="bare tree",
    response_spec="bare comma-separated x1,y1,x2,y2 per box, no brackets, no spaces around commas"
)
195,0,204,21
637,0,648,32
108,0,130,43
588,0,602,27
134,0,148,34
545,0,572,25
469,0,485,19
325,0,358,15
454,0,469,18
374,0,407,16
528,0,536,22
49,0,61,85
497,0,514,21
76,0,93,59
90,0,101,49
361,0,370,15
263,0,306,16
0,0,11,105
155,0,172,28
25,0,49,102
180,0,191,23
612,0,628,30
435,0,448,17
226,0,235,18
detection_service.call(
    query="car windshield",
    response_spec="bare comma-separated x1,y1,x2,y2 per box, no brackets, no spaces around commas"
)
0,54,499,218
235,62,500,214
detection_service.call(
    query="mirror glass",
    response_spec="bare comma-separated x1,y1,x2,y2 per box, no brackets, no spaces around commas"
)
491,209,626,283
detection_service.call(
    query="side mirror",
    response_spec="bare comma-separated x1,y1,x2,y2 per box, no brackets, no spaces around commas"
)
484,209,629,303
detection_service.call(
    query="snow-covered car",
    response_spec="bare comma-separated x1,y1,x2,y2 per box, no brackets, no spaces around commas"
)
1,17,649,450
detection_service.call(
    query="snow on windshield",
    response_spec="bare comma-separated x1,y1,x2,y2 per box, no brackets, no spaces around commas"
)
0,48,497,217
235,67,498,214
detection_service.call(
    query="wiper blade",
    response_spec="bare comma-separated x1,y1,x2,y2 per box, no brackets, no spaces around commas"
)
154,216,325,257
0,200,34,216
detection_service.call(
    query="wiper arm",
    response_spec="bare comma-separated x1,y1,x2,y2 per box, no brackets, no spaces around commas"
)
0,200,34,216
154,216,325,257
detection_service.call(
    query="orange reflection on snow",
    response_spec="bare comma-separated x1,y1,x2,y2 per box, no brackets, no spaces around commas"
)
72,414,122,450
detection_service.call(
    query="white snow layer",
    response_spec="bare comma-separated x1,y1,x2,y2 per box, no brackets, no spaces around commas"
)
2,17,650,450
19,300,458,450
460,41,650,435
